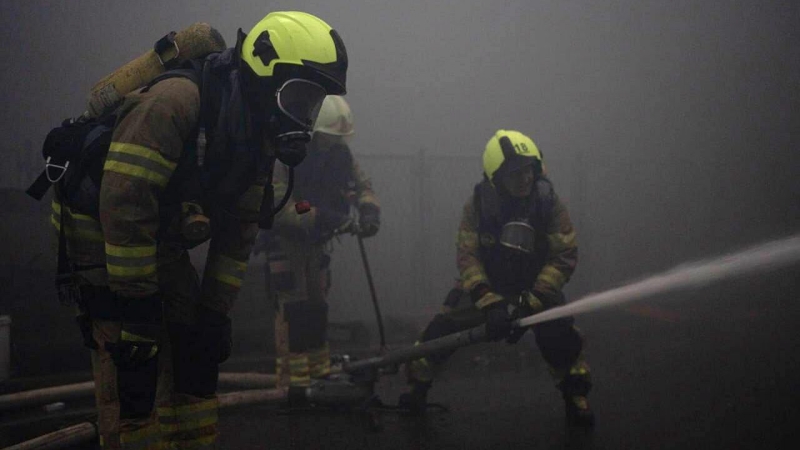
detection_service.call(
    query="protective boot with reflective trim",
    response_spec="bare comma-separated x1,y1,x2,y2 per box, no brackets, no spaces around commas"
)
288,353,311,387
308,343,331,379
406,342,435,385
564,394,594,427
117,422,161,450
400,346,434,416
558,362,594,427
158,396,220,449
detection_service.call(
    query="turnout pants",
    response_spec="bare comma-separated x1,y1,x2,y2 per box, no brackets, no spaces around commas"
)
407,288,591,396
79,250,224,449
268,238,331,387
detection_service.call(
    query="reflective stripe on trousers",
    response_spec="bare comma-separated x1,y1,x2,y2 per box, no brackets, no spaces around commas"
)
158,397,219,449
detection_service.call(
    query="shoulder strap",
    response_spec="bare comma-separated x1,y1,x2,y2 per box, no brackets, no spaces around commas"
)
141,59,204,93
474,179,500,230
532,177,555,228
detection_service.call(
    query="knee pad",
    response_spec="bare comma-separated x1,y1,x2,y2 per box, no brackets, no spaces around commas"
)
168,319,230,397
117,356,159,419
284,300,328,352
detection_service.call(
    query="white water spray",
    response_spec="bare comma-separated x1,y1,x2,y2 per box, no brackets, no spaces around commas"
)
518,234,800,328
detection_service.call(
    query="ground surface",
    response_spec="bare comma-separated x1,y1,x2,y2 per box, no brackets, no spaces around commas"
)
2,267,799,449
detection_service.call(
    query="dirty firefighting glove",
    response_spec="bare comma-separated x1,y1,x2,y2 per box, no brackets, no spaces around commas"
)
484,301,512,341
357,203,381,238
506,290,547,344
105,295,162,369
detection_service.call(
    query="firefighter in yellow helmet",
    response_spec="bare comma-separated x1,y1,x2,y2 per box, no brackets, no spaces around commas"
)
50,12,348,449
399,130,594,427
254,95,380,388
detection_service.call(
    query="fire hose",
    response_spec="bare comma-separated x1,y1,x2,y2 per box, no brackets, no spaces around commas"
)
3,324,491,449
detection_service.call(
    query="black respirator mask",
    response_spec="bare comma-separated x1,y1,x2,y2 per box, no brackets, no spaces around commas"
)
242,71,327,168
270,78,327,167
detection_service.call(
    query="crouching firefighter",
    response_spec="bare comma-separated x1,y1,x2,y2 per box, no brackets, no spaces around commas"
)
28,11,348,449
253,95,380,388
399,130,594,427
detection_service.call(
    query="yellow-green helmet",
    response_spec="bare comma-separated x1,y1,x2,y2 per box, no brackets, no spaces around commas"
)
240,11,347,94
483,130,543,183
314,95,354,136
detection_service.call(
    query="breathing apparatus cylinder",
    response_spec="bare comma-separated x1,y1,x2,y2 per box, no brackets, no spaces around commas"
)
85,23,226,119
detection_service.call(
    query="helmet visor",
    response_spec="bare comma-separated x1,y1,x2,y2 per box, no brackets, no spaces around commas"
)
276,79,327,131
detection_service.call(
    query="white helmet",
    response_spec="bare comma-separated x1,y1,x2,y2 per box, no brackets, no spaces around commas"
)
314,95,354,136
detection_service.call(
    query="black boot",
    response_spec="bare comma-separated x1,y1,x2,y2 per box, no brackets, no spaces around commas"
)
397,382,431,416
559,375,594,427
564,394,595,427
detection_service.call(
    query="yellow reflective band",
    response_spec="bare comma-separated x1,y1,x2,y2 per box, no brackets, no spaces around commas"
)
308,345,330,361
105,142,177,188
120,330,156,343
290,376,311,386
570,361,590,376
209,274,241,288
538,265,567,290
457,230,479,246
104,160,170,187
289,362,310,373
50,208,103,243
309,345,331,377
107,263,157,278
207,255,248,288
105,243,157,258
108,142,177,171
548,230,577,254
51,200,101,223
119,422,161,445
105,243,158,278
158,398,219,417
475,292,503,309
409,356,433,382
461,266,488,291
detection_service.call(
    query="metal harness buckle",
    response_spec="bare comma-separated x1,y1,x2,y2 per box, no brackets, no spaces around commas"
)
154,31,180,68
45,156,69,183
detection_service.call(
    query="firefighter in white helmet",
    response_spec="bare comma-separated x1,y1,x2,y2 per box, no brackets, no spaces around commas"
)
255,95,380,387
